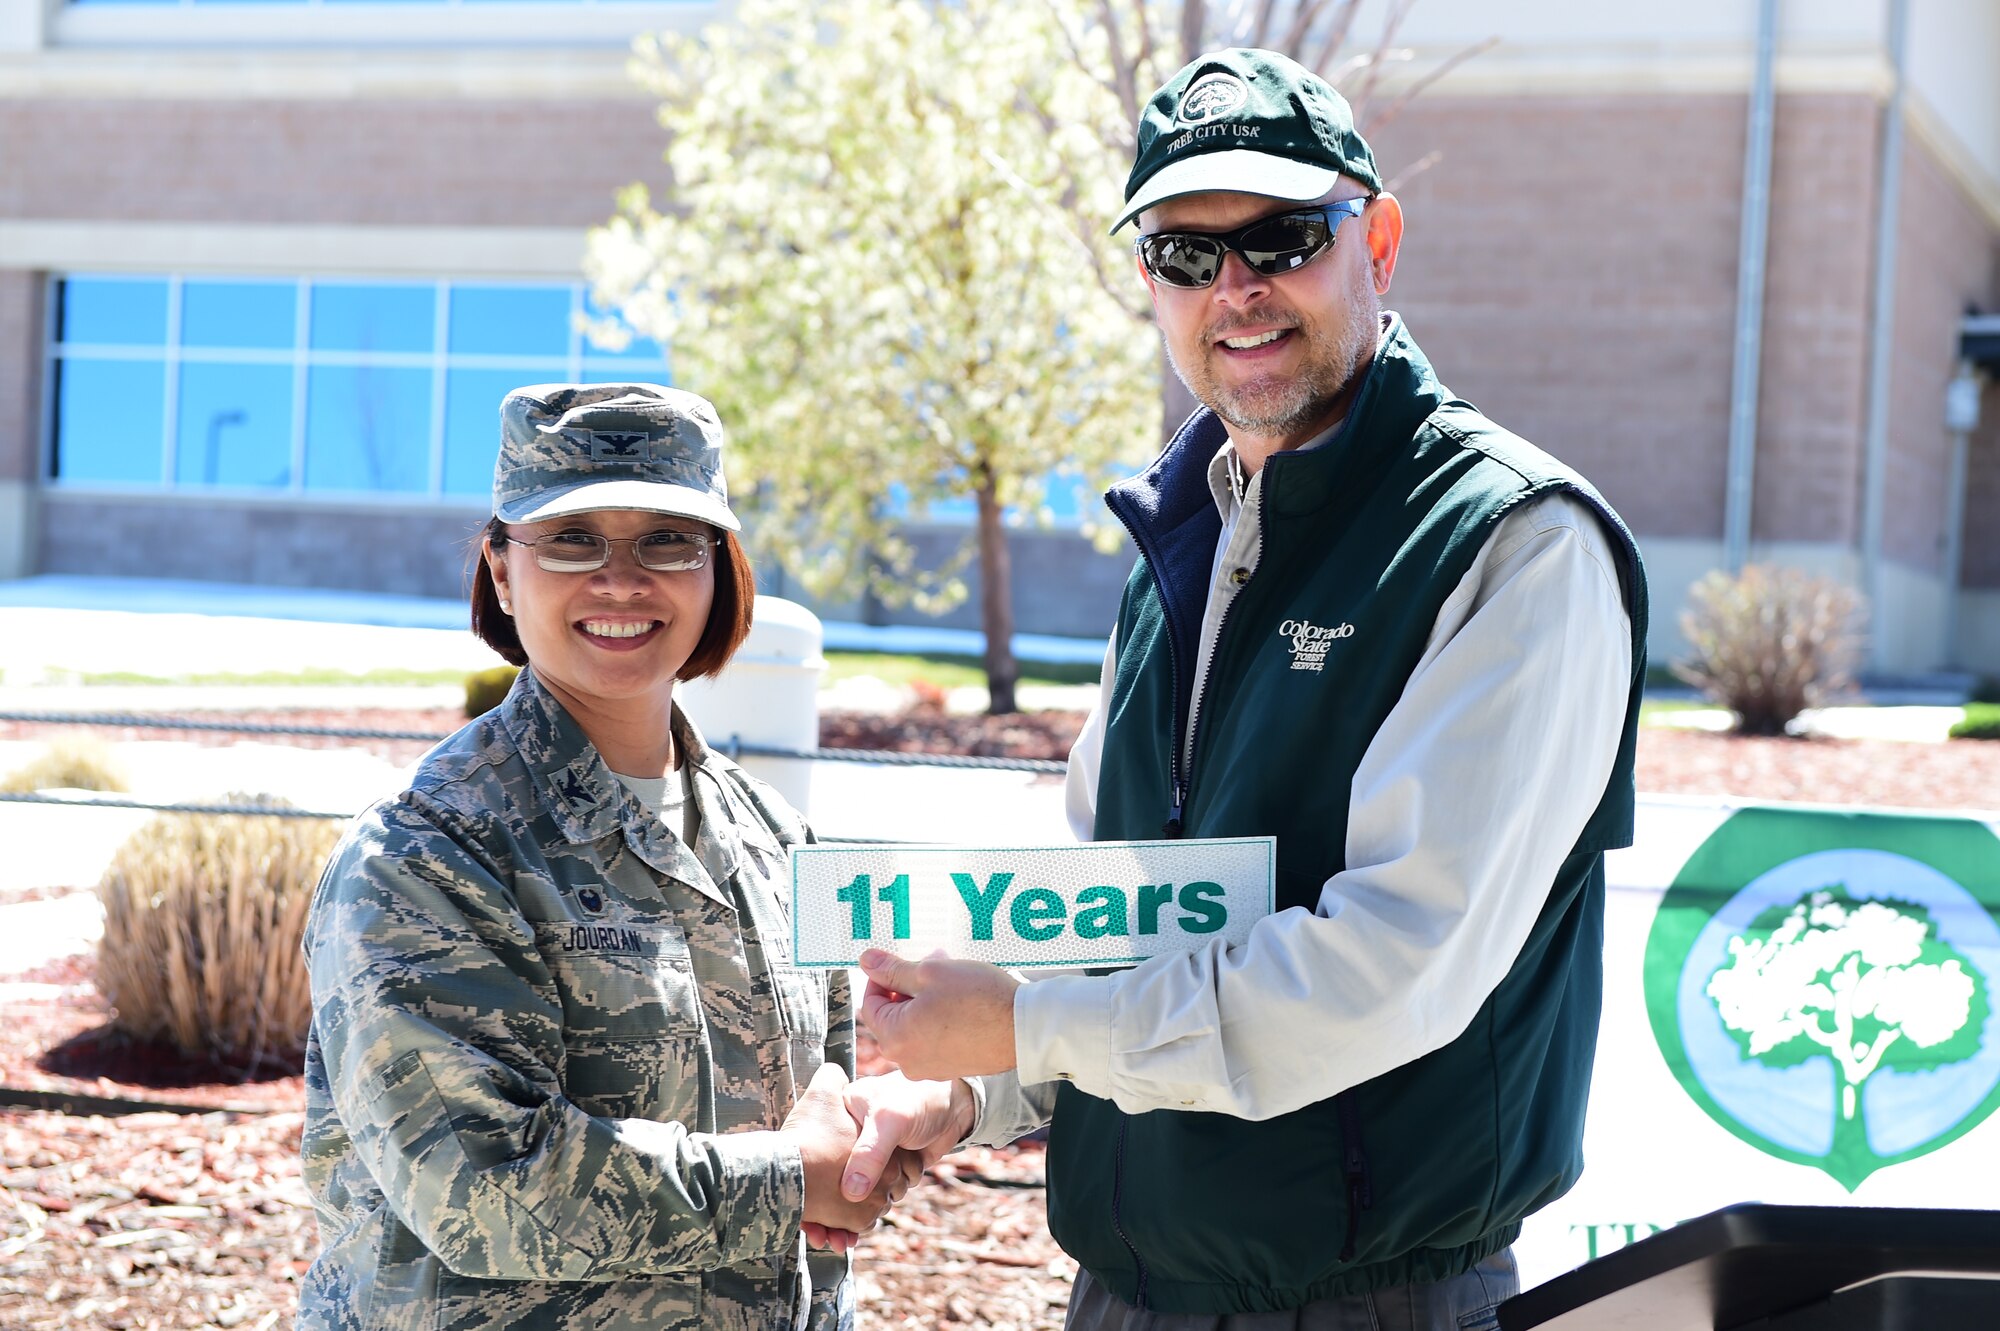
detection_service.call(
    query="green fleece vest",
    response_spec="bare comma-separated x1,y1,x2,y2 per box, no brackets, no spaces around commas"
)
1044,319,1647,1314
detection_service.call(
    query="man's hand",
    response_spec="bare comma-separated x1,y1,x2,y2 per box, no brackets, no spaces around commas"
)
857,949,1021,1081
780,1063,924,1249
840,1072,977,1203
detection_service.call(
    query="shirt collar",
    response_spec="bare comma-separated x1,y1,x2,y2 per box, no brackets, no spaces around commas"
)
1204,414,1349,524
499,667,779,908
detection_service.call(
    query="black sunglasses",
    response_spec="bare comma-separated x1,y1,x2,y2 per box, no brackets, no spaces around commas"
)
1134,198,1370,290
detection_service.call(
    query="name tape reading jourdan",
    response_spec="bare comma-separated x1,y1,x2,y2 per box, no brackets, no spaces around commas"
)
789,838,1276,969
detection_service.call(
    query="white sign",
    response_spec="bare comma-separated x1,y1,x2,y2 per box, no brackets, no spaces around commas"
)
1516,797,2000,1289
789,838,1275,969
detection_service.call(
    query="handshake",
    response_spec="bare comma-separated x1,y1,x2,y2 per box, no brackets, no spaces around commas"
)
779,1064,972,1252
777,948,1025,1252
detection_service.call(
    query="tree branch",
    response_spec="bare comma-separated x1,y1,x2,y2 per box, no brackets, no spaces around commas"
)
1351,0,1417,121
1362,34,1497,135
1247,0,1281,50
1098,0,1142,126
1307,0,1366,77
1179,0,1207,66
1039,0,1128,115
1278,0,1335,59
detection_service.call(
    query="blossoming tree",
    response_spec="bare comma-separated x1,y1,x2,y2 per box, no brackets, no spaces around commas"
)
586,0,1162,712
587,0,1483,710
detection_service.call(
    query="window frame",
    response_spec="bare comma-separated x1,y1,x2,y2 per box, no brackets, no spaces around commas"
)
44,271,665,506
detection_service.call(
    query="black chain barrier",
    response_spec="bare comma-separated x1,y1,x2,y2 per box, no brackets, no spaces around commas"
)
0,710,1068,775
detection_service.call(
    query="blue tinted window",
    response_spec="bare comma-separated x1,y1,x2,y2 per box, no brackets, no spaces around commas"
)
310,284,434,355
182,281,296,350
442,368,522,498
923,495,977,524
305,366,433,493
59,277,169,346
582,291,667,364
175,362,294,488
55,358,166,483
448,285,572,358
1043,472,1101,526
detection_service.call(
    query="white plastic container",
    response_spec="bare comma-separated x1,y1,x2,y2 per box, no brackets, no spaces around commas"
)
676,595,824,816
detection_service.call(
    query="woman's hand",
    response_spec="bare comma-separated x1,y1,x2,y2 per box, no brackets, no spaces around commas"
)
781,1064,923,1250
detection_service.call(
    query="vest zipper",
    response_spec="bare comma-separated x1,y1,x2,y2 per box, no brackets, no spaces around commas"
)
1336,1091,1374,1262
1110,1116,1150,1307
1178,547,1256,831
1102,492,1195,843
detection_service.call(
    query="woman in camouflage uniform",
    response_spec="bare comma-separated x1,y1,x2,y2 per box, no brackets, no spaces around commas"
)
299,383,914,1331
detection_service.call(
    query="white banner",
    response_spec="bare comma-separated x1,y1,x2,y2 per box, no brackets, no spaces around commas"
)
789,838,1275,969
1516,796,2000,1288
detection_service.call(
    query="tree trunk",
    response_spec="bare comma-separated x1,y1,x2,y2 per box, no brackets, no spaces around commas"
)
974,468,1020,715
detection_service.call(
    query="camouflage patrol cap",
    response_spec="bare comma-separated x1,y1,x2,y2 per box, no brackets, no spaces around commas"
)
493,382,740,532
1112,47,1381,233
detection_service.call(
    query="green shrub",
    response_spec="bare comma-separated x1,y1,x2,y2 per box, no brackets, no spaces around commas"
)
94,794,342,1069
465,665,521,718
1970,677,2000,706
1951,703,2000,741
1674,565,1865,737
0,733,130,794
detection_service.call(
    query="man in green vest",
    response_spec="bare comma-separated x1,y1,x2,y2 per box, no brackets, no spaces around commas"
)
847,46,1648,1330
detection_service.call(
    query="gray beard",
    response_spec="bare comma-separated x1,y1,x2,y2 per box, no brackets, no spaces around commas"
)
1169,282,1382,438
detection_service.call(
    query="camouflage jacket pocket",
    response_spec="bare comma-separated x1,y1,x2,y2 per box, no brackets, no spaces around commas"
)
770,966,830,1089
536,921,705,1121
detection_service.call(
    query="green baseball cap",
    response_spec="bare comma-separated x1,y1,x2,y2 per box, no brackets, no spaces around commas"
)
1112,47,1382,234
492,382,740,531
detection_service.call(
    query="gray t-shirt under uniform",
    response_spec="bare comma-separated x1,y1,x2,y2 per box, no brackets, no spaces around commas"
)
616,765,700,855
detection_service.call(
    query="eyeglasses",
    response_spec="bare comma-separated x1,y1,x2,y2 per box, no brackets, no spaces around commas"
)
500,528,711,573
1134,198,1370,290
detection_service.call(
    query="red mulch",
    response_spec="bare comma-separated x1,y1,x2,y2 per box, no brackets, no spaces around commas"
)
2,704,1996,1327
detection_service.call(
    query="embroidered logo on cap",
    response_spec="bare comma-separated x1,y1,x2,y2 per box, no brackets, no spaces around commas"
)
583,429,655,460
1177,72,1250,126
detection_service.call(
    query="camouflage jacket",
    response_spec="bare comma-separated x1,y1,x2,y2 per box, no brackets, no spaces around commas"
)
299,667,851,1331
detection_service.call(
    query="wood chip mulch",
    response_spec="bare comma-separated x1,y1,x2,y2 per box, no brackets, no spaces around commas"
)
1,702,1997,1328
0,1107,313,1331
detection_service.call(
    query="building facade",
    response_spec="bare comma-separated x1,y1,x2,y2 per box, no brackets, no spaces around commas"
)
2,0,1997,672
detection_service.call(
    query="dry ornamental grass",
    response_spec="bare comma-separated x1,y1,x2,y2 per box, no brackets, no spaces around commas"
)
94,800,341,1073
0,735,130,796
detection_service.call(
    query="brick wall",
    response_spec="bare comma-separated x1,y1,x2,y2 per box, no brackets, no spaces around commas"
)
0,99,663,227
32,492,1134,639
1746,94,1882,548
1884,133,2000,577
12,86,1996,624
1374,95,1745,541
37,494,488,599
1372,92,1999,584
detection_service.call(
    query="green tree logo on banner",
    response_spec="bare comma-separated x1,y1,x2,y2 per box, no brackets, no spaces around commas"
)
1644,809,2000,1190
